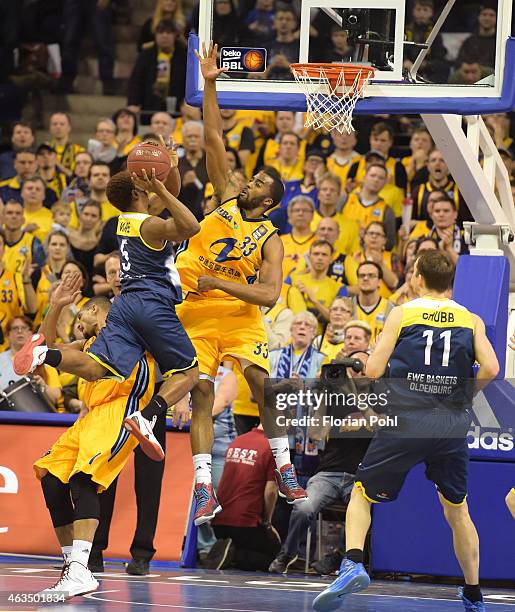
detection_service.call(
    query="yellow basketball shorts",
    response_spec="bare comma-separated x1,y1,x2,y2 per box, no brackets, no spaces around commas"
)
34,399,138,493
177,296,270,379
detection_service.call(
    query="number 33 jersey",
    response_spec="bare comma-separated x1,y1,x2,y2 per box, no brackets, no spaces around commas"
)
175,198,277,301
389,296,476,381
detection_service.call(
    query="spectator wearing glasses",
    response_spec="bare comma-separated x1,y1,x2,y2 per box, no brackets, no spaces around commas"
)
345,221,400,299
0,316,62,412
88,118,118,165
352,261,394,344
314,296,355,363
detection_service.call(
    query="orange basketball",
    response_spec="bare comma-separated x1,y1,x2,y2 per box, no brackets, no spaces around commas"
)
244,50,265,72
127,142,171,182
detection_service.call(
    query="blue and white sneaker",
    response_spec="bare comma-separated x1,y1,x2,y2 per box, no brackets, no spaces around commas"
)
459,588,486,611
312,559,370,611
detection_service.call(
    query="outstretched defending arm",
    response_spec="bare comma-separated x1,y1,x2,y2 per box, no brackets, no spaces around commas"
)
39,271,85,351
196,42,242,204
197,233,284,308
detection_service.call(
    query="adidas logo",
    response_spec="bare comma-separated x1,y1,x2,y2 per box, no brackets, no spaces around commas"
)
467,426,514,452
468,392,514,452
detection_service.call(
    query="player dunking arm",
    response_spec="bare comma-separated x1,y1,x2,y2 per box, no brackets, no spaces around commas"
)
314,251,499,612
172,42,308,526
33,271,156,598
15,152,200,461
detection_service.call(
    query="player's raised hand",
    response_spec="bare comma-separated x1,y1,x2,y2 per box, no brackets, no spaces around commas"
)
131,168,166,194
158,134,179,169
51,271,82,308
194,41,227,81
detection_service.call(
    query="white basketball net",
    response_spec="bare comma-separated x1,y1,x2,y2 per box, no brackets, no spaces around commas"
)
290,64,373,134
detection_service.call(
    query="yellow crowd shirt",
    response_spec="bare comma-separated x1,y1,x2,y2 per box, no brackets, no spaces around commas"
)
281,232,316,279
0,269,23,351
310,210,361,256
24,207,53,244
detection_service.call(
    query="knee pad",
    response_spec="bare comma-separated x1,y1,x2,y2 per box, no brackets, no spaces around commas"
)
69,472,100,521
41,473,74,528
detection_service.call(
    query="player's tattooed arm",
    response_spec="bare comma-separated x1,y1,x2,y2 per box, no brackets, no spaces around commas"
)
198,233,283,307
365,306,403,378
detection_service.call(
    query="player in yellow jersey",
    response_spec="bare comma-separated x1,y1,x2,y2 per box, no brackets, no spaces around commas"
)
0,231,38,349
175,43,308,525
33,272,155,599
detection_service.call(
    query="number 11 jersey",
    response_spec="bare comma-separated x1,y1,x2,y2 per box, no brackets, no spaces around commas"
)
389,296,475,381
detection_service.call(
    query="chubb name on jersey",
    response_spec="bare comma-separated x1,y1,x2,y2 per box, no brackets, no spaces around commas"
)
467,425,514,451
422,311,455,323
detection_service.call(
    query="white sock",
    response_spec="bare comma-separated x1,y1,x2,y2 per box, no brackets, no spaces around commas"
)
62,545,73,563
268,436,291,469
193,453,212,485
70,539,92,568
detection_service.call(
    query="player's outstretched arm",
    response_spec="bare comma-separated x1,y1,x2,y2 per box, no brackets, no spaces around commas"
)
198,233,284,307
135,169,200,243
365,306,403,378
40,271,85,351
472,314,500,391
196,42,234,202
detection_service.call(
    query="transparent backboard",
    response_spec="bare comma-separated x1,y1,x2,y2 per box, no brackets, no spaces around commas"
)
187,0,515,114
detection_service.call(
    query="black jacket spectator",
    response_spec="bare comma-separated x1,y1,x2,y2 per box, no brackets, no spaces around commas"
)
128,38,187,114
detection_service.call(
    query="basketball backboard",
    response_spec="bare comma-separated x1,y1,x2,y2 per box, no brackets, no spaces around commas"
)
186,0,514,115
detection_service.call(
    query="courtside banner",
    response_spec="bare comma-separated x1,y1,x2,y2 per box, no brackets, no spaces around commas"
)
0,425,193,560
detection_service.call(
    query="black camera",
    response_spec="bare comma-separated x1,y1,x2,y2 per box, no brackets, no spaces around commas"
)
340,9,370,39
320,357,365,381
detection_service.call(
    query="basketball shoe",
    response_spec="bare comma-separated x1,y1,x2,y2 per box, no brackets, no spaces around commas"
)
459,588,486,611
39,561,98,599
13,333,48,375
312,558,370,611
274,464,308,504
124,413,164,461
193,483,221,526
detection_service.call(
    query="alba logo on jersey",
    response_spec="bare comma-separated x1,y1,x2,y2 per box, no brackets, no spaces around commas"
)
210,238,242,263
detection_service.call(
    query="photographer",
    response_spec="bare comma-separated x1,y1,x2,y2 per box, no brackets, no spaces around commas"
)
269,352,371,575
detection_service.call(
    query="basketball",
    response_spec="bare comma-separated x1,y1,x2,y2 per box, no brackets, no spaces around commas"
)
243,50,264,72
127,142,171,182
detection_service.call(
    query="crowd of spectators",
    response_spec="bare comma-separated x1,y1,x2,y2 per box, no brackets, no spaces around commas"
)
0,0,513,576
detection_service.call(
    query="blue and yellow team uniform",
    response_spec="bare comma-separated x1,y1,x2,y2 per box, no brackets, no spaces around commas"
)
34,337,155,492
87,212,197,381
355,297,476,506
175,198,277,378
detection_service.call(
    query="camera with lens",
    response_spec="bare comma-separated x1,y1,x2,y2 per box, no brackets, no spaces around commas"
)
340,8,370,40
320,357,365,381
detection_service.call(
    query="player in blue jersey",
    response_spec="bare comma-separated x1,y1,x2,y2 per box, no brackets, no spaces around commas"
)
313,251,499,612
15,166,200,461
